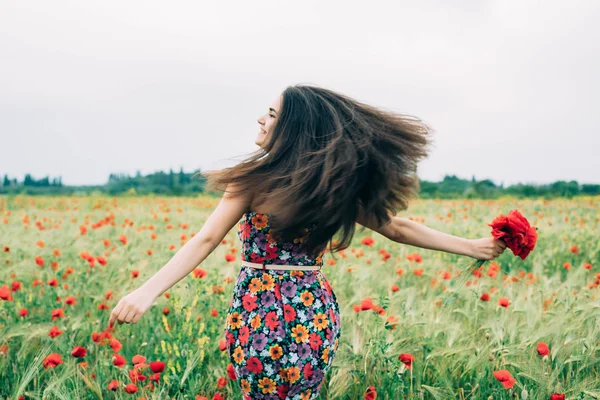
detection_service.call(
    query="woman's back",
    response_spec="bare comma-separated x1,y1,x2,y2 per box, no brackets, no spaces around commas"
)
238,211,326,267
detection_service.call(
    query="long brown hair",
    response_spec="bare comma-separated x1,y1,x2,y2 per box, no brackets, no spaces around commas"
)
202,84,434,259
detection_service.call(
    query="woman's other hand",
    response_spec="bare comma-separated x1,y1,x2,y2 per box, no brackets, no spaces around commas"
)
109,287,157,326
469,237,507,261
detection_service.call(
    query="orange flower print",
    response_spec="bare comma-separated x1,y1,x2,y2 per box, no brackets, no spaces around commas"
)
257,377,276,394
232,346,244,364
248,278,262,293
251,214,268,230
279,367,289,382
300,291,314,306
250,314,262,330
260,273,275,292
300,390,312,400
240,379,251,394
228,312,242,330
291,324,309,343
269,344,283,360
287,366,301,384
313,312,329,331
321,347,329,364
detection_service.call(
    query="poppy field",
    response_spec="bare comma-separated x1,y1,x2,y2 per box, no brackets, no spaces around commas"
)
0,194,598,400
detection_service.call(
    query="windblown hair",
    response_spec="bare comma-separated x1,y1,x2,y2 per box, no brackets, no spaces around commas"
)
202,84,434,259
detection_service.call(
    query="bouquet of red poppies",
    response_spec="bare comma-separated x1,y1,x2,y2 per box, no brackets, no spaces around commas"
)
441,209,538,307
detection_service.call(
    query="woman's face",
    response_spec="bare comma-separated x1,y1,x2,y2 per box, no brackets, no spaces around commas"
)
255,95,282,149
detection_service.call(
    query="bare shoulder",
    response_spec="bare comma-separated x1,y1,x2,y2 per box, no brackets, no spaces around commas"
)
355,204,397,241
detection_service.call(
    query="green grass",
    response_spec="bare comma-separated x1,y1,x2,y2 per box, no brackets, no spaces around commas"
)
0,195,598,399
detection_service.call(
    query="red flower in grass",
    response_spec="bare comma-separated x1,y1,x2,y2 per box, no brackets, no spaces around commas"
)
110,338,122,352
226,363,237,380
550,394,565,400
537,342,550,356
71,346,87,358
493,369,516,389
364,386,377,400
0,285,13,301
112,353,126,367
43,353,63,369
48,326,63,338
124,383,137,394
217,376,227,389
398,353,415,369
108,379,120,391
35,256,45,267
150,360,165,373
360,298,373,311
51,308,64,320
132,354,146,364
498,297,510,308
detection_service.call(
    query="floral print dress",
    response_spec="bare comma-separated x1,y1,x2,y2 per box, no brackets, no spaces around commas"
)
224,211,342,400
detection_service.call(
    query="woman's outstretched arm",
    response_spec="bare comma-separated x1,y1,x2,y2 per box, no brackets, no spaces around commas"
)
393,217,505,260
108,183,252,326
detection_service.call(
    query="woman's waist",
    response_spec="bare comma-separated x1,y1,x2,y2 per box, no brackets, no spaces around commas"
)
241,259,323,271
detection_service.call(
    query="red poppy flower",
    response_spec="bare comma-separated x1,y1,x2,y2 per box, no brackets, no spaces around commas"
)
364,386,377,400
150,361,165,373
537,342,549,356
108,379,120,391
398,353,415,369
493,369,516,389
71,346,87,358
226,363,237,380
43,353,63,369
488,210,537,260
1,285,15,301
360,298,374,311
217,376,227,389
498,297,510,308
124,383,137,394
35,256,45,267
112,353,126,367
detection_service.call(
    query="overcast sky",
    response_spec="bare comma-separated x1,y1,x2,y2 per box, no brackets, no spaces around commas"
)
1,0,598,186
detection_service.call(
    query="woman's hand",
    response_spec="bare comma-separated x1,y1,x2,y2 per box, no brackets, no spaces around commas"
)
468,237,507,261
109,287,157,326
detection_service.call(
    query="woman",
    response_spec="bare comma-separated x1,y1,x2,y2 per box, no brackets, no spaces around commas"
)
109,84,506,399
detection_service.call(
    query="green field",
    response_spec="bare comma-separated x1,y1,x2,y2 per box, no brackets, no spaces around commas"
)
0,195,598,399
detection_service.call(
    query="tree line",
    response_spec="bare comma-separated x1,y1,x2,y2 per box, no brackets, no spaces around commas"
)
0,169,598,199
